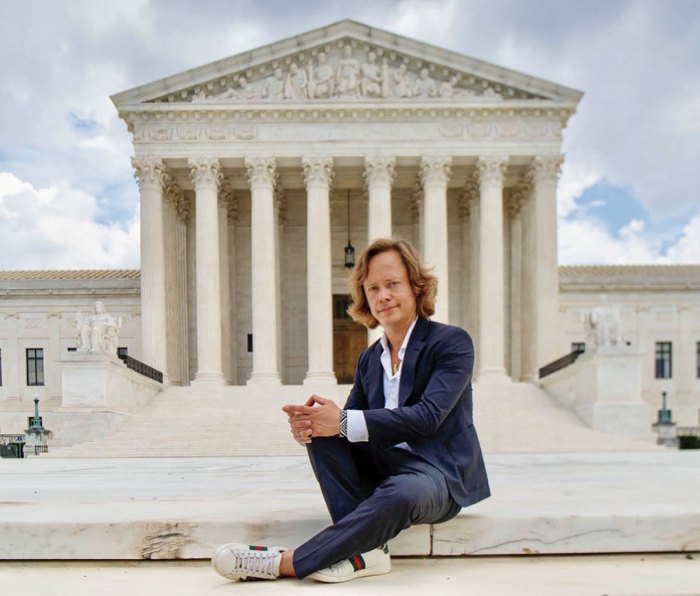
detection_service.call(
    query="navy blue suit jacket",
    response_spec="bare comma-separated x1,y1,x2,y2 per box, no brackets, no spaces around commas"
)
344,317,490,507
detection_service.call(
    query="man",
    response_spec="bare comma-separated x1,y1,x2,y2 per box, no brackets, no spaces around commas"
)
212,238,490,583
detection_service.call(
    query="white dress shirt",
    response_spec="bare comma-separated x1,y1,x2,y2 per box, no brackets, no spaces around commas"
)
346,317,418,447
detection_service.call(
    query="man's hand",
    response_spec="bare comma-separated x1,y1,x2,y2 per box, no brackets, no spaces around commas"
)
282,395,341,444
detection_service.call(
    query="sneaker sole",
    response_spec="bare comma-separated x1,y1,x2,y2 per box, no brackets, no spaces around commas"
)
310,563,392,583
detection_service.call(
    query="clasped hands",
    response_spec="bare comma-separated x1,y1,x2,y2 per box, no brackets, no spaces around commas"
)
282,394,340,445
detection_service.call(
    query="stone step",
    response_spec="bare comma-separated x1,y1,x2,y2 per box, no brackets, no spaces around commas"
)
1,452,698,560
45,382,661,458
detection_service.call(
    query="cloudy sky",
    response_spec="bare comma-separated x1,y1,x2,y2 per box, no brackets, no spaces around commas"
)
1,0,699,269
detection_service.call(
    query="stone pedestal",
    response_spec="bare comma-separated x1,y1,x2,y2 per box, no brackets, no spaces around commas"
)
541,346,654,440
652,421,678,448
61,353,161,413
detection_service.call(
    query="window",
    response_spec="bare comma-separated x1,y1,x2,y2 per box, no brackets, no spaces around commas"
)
572,342,586,355
697,342,700,378
26,348,45,386
654,342,672,379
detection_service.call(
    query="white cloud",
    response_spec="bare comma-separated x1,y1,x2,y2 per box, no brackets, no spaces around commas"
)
666,213,700,263
557,163,601,218
0,172,139,270
558,217,667,265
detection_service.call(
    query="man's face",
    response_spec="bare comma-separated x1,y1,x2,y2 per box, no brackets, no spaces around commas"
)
363,250,417,333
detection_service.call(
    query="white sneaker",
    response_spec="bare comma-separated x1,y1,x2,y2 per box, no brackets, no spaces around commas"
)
211,543,288,581
308,544,391,583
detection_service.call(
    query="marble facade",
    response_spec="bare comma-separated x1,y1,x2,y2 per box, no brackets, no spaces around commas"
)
113,20,581,387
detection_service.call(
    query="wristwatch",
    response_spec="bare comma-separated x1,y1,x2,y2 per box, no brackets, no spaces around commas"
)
339,409,348,438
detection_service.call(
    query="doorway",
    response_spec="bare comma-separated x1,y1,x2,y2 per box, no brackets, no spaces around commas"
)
333,294,368,383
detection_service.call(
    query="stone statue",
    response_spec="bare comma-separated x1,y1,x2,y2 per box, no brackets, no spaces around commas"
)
438,75,459,98
584,306,623,348
413,68,437,98
76,301,122,355
335,45,360,98
308,52,334,99
392,63,411,98
264,68,285,100
381,57,392,98
360,51,383,98
284,63,308,99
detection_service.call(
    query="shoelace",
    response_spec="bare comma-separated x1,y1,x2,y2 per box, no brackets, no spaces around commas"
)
234,550,278,578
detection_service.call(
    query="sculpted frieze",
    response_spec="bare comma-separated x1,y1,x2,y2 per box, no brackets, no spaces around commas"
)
150,42,538,104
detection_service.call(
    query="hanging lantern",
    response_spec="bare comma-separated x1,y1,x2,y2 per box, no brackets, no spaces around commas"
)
344,189,355,268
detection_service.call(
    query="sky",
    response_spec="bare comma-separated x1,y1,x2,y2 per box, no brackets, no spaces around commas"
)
0,0,699,269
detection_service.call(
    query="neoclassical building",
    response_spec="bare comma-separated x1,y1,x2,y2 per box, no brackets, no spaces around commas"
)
2,21,698,447
113,20,581,388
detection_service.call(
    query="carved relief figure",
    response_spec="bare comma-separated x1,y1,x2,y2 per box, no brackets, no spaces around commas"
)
284,63,308,99
335,45,360,98
381,57,392,98
308,52,334,99
360,51,382,98
392,63,410,98
265,68,285,100
438,75,459,98
413,68,437,98
76,301,122,355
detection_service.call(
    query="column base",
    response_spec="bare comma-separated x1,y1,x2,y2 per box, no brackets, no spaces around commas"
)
247,372,282,386
475,368,511,384
303,372,337,386
192,372,226,385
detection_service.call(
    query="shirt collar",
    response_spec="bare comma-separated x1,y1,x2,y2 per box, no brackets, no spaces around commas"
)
379,316,418,357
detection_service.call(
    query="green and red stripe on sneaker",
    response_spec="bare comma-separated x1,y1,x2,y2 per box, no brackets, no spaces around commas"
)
349,554,366,572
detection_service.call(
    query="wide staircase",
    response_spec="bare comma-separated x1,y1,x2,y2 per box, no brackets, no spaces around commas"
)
47,381,658,457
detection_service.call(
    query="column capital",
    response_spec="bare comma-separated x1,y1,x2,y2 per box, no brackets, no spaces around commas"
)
131,156,167,191
245,156,277,189
527,154,563,188
189,158,223,191
419,155,452,187
302,156,334,190
476,155,509,188
363,155,396,188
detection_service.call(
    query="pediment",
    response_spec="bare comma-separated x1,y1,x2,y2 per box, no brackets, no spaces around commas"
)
112,20,582,108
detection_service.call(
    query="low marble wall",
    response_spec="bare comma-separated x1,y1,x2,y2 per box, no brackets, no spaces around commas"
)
541,347,654,440
61,353,161,413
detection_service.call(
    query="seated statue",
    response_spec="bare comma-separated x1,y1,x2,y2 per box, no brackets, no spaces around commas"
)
76,301,122,355
584,306,623,348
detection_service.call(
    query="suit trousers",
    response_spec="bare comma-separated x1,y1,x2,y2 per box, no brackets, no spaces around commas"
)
292,436,461,579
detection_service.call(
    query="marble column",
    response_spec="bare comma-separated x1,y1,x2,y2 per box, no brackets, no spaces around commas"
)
476,155,509,381
459,177,477,334
2,314,20,399
132,157,168,377
506,187,527,381
419,155,452,323
302,156,336,385
221,181,239,385
217,181,234,384
189,158,225,384
529,155,563,371
519,189,536,381
163,177,183,385
364,156,395,242
245,157,281,385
